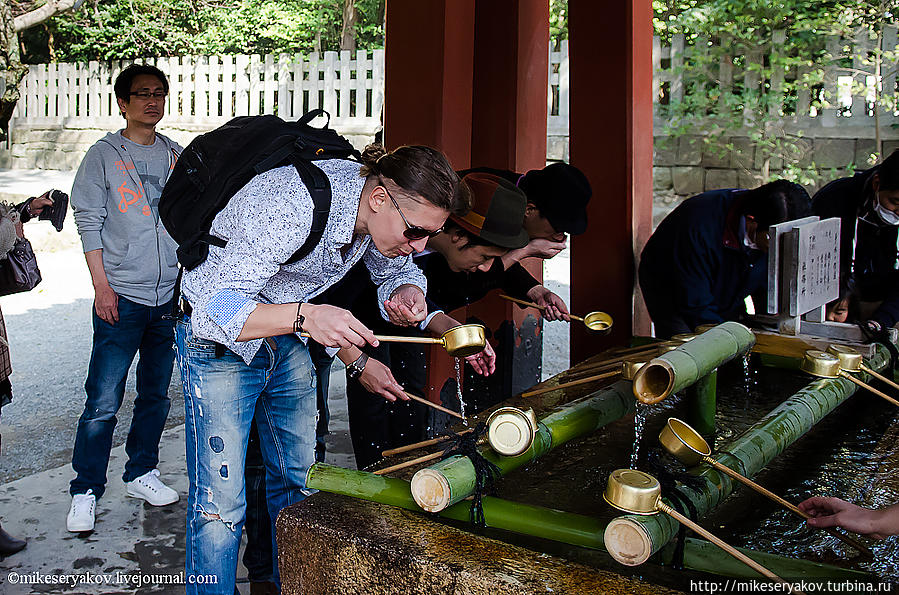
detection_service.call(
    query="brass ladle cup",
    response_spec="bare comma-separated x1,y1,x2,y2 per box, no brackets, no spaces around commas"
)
660,418,873,557
603,469,795,587
499,295,613,332
303,323,486,358
827,344,899,396
801,350,899,408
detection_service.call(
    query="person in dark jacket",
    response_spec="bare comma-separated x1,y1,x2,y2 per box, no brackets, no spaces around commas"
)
812,149,899,331
639,180,811,338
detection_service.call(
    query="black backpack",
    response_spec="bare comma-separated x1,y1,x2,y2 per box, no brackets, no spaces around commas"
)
160,109,361,270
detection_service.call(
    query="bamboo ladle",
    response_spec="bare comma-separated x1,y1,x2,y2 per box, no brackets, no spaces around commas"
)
499,295,613,332
402,391,464,420
521,369,620,398
827,344,899,394
801,350,899,408
604,469,798,590
303,323,487,358
382,429,475,457
660,418,873,557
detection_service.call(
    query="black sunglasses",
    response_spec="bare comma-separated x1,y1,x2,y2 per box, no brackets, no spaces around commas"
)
380,181,443,240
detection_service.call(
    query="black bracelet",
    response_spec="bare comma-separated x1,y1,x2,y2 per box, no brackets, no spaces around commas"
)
293,302,305,334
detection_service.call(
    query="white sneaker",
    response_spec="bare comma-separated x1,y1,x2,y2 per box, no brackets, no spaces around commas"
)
126,469,179,506
67,490,96,532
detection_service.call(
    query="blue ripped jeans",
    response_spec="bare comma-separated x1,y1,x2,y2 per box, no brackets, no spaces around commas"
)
175,319,317,595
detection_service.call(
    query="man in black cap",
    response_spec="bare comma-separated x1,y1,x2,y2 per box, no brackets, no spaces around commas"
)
458,162,592,321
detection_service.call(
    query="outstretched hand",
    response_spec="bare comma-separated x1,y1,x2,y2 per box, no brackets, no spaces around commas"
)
464,341,496,376
29,191,55,217
525,236,567,259
798,496,889,539
385,284,427,326
527,285,570,322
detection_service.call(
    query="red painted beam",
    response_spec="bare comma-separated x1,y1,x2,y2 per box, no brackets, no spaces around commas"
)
384,0,475,167
569,0,654,364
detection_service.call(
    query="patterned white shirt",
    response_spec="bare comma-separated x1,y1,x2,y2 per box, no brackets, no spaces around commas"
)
181,159,427,363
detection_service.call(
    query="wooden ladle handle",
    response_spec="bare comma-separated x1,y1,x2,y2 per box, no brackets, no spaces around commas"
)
860,364,899,393
521,369,620,398
840,372,899,407
402,391,464,420
499,295,585,322
659,504,799,591
708,459,873,557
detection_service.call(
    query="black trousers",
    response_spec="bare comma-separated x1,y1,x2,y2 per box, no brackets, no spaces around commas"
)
345,339,429,470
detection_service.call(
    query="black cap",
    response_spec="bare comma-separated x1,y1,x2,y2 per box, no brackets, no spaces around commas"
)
519,162,591,235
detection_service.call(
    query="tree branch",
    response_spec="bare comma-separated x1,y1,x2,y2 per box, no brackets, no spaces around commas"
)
13,0,82,32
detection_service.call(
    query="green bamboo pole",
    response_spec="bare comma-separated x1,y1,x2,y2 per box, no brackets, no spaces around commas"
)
604,344,890,566
633,321,755,404
306,463,606,548
304,463,872,581
663,538,872,581
686,370,717,437
410,379,636,512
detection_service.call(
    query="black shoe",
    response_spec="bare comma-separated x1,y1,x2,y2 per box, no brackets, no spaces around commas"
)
0,524,26,557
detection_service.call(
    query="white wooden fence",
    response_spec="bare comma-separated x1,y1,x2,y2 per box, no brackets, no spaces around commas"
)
12,33,899,141
14,50,385,134
653,27,899,135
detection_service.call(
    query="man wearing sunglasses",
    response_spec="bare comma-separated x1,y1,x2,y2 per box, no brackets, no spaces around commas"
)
336,172,532,468
67,64,183,533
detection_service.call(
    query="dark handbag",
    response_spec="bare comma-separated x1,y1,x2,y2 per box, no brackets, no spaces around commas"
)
0,237,41,296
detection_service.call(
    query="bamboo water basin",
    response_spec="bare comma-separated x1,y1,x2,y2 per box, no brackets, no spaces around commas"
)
281,347,899,593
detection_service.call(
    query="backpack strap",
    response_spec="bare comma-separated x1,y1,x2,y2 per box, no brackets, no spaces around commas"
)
193,153,332,266
286,156,332,264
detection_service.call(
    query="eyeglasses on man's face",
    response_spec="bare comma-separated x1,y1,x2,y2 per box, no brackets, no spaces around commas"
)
379,180,443,240
129,90,167,100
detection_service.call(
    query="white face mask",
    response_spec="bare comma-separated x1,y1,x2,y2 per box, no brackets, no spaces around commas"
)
874,198,899,226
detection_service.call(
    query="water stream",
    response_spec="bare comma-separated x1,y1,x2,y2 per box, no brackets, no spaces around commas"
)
454,357,469,425
630,403,649,468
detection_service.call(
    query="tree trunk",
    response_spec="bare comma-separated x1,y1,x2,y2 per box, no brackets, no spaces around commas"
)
0,0,82,139
339,0,356,51
0,0,26,140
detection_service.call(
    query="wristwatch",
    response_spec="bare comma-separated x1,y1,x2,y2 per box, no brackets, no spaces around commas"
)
346,353,369,380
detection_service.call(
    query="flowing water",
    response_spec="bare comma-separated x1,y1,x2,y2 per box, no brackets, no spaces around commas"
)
630,402,649,468
454,357,469,425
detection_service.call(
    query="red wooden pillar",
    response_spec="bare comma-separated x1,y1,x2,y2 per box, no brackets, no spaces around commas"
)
466,0,549,397
385,0,476,406
385,0,549,405
384,0,475,165
569,0,654,364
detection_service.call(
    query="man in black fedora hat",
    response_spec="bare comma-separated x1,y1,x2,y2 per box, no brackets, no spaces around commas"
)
343,171,544,468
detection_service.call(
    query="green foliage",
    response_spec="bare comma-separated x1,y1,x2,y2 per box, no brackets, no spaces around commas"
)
21,0,385,63
655,0,898,184
550,0,567,46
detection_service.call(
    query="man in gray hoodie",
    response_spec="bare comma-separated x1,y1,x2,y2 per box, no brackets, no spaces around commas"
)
67,64,182,533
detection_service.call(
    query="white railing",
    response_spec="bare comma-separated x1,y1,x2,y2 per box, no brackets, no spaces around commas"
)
15,50,385,134
13,34,899,139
